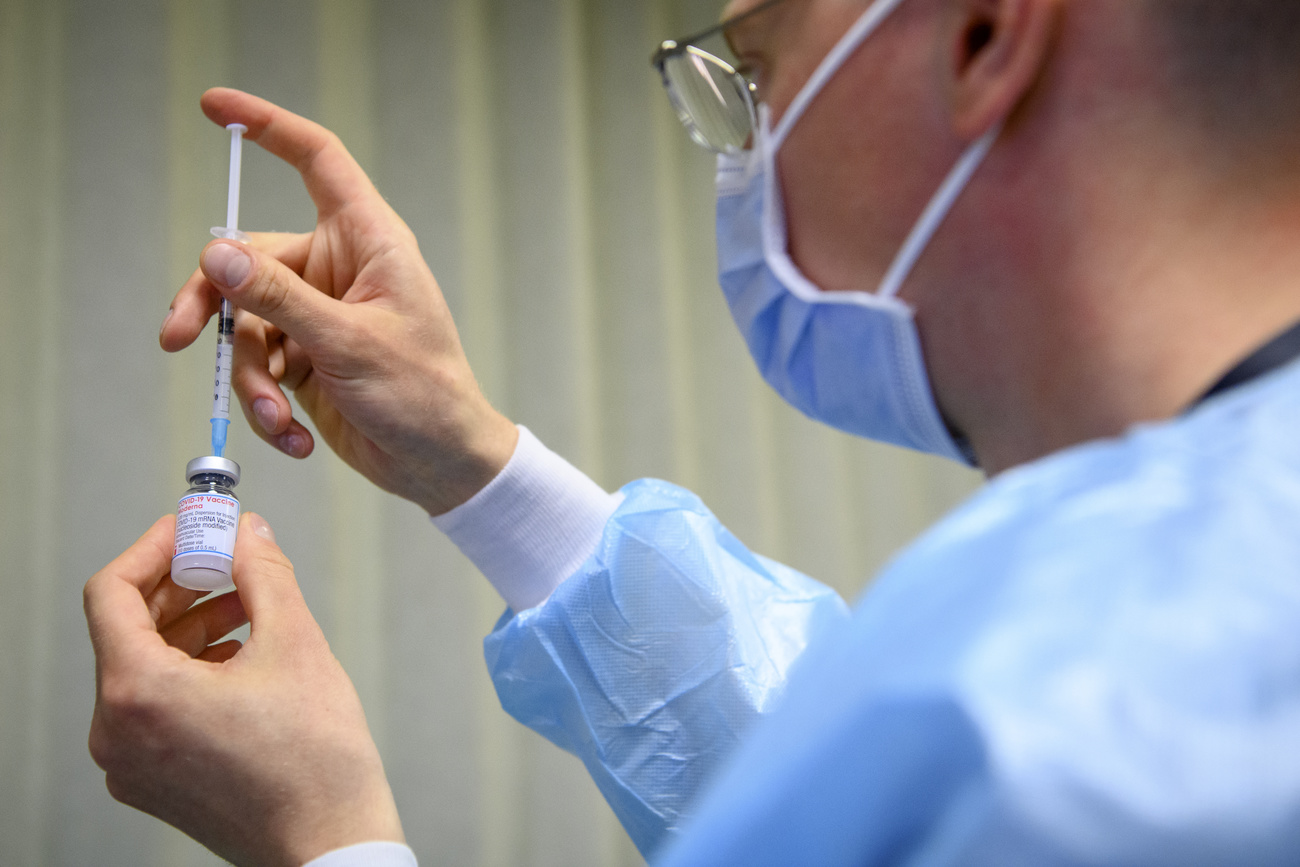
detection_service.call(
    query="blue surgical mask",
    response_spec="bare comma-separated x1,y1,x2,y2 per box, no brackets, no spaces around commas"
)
715,0,1001,464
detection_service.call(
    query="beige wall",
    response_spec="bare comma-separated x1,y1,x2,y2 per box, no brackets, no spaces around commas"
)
0,0,981,863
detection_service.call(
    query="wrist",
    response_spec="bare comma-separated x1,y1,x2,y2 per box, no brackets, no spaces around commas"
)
414,404,519,517
285,766,407,867
431,426,621,611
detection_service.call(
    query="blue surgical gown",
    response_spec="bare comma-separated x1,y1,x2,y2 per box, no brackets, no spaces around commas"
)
486,357,1300,865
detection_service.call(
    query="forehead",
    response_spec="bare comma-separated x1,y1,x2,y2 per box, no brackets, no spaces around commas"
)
722,0,884,61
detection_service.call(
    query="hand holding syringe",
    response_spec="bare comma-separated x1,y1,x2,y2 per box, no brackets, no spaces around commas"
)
160,88,518,517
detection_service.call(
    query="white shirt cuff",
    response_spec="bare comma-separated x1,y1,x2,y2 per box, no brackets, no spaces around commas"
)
431,425,621,611
301,841,418,867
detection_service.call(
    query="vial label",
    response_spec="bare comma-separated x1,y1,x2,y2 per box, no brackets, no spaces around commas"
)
174,493,240,560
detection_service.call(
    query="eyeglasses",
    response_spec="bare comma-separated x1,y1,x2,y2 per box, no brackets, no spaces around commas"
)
651,0,785,154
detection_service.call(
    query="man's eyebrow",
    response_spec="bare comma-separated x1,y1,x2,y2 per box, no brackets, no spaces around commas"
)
724,26,741,60
720,0,785,61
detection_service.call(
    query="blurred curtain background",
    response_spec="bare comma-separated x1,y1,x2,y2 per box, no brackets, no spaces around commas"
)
0,0,980,864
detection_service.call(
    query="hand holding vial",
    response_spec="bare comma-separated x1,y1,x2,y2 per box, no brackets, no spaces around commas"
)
85,513,406,866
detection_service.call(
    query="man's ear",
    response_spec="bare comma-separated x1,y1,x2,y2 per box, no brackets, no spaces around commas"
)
946,0,1061,139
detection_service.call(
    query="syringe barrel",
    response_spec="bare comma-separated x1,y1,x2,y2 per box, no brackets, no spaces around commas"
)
211,297,234,422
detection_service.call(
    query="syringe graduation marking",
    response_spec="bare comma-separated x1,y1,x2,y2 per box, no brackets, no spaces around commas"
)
212,303,233,415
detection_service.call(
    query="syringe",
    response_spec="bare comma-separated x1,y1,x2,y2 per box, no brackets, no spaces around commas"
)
209,122,249,458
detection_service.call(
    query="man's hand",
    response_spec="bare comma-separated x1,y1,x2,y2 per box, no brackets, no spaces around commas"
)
85,514,405,867
161,88,518,516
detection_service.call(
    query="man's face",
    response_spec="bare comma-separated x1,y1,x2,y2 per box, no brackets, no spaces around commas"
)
721,0,963,300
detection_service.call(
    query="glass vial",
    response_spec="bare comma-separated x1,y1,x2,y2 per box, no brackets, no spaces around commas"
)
172,456,241,591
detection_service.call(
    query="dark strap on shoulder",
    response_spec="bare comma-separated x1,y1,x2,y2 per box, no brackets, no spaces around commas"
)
1194,319,1300,408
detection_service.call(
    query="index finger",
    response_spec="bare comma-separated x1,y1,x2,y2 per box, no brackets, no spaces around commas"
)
200,87,382,220
84,516,176,669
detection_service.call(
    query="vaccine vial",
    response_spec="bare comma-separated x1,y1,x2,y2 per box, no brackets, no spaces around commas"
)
172,456,241,591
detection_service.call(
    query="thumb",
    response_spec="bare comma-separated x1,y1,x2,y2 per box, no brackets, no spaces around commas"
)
230,512,312,637
201,240,340,356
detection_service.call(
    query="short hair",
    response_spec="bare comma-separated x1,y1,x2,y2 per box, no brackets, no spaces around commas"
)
1155,1,1300,140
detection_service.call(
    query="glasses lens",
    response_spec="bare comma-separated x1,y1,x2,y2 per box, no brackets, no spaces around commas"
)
661,47,755,154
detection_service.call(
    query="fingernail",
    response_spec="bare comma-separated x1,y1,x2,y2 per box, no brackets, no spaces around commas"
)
160,306,174,336
253,398,279,433
284,433,307,457
203,243,251,288
249,513,275,542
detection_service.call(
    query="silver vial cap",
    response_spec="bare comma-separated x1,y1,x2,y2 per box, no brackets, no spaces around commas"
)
185,455,241,487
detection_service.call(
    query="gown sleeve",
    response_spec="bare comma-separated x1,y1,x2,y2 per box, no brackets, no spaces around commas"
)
483,478,850,857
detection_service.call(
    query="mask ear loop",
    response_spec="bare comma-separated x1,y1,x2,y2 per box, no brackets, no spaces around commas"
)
769,0,910,151
876,122,1003,300
764,0,1004,304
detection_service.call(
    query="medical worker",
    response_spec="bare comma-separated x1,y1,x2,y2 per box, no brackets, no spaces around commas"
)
85,0,1300,864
